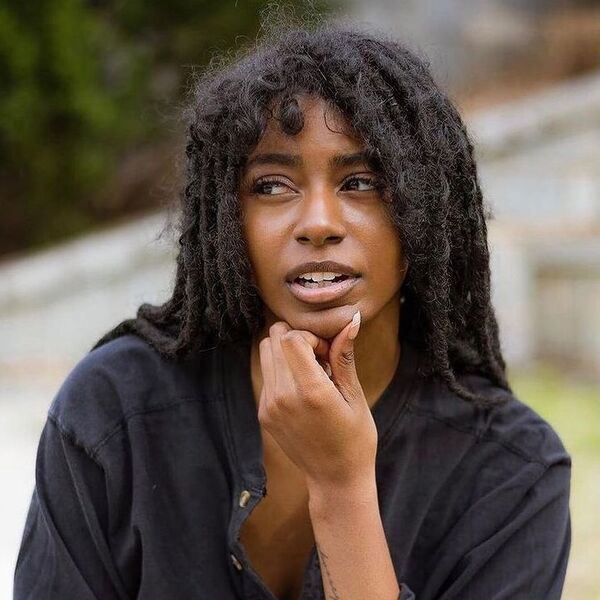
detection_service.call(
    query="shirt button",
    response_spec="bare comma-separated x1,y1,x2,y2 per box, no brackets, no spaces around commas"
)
230,553,243,571
239,490,252,507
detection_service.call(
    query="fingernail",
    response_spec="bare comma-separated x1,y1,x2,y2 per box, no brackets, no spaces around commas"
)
348,310,361,340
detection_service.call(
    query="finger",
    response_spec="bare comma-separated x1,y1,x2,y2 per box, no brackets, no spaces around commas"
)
288,328,331,377
268,322,296,393
294,330,330,362
266,322,331,383
267,323,328,359
280,330,335,393
258,337,276,403
329,310,363,407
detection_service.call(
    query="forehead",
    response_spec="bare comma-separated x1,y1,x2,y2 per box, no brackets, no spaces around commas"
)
250,94,363,154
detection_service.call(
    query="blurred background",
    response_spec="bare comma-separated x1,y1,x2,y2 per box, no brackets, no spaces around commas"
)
1,0,599,598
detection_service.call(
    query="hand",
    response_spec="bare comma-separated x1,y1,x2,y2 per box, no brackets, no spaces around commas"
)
257,311,378,492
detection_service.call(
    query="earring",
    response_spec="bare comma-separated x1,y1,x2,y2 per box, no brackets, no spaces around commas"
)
400,294,405,304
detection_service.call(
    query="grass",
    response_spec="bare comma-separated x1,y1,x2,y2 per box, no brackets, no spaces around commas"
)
509,366,600,600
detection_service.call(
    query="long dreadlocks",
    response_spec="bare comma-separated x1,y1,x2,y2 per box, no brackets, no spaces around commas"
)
92,21,512,408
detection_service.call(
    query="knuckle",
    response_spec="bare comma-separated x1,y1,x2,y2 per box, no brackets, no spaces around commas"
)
281,330,304,345
260,399,278,422
269,322,288,337
271,390,290,410
337,350,355,367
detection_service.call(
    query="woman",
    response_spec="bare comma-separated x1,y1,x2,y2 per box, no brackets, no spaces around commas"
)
14,22,571,600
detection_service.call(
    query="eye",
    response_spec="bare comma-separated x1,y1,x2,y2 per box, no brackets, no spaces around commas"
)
251,177,292,196
342,175,382,192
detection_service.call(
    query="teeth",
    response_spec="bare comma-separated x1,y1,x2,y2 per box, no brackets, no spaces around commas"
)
303,281,336,288
298,271,344,282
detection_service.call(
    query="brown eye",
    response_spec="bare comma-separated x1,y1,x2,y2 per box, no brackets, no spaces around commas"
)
252,178,291,195
342,176,381,192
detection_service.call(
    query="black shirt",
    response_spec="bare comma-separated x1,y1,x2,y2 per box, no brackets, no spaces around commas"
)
14,333,571,599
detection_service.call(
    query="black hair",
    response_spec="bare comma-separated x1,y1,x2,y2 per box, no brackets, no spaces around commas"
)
92,18,512,408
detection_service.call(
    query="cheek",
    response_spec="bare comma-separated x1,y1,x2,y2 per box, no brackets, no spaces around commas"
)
369,229,406,290
242,216,282,290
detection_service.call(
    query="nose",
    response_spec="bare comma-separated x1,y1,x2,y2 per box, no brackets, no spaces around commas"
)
293,186,346,246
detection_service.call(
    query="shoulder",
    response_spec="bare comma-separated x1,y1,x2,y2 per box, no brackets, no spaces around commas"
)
408,369,571,472
401,369,572,547
48,333,222,453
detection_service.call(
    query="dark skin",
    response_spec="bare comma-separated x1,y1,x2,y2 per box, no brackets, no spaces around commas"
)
238,94,408,599
240,93,408,412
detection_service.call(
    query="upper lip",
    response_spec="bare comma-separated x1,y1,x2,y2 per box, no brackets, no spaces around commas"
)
286,260,360,282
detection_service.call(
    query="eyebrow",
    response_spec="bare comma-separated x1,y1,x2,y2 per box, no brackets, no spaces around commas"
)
244,150,373,170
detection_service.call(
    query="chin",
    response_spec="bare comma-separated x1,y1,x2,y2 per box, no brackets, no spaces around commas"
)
288,305,360,340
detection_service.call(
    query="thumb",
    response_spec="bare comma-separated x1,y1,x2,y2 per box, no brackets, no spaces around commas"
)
329,310,363,406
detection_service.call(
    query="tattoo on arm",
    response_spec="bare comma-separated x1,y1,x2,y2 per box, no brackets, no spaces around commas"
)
316,542,342,600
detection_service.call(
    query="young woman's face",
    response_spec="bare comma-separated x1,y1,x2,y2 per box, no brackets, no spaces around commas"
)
239,94,408,340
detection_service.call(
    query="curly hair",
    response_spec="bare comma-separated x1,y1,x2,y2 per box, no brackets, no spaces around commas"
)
92,20,512,408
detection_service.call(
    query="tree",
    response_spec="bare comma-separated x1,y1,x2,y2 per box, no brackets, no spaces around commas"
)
0,0,330,255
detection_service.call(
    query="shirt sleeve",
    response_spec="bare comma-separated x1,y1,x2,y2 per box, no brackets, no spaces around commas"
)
423,459,571,600
13,417,132,600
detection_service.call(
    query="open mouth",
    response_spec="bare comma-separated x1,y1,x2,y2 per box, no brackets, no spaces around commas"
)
293,274,351,288
287,274,360,304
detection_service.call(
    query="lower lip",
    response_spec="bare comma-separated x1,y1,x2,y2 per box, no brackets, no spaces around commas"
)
286,276,360,304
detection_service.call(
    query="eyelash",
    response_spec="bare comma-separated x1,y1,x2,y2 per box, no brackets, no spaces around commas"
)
251,175,382,196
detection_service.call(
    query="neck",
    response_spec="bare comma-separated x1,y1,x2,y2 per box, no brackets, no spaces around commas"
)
250,296,402,410
353,299,402,408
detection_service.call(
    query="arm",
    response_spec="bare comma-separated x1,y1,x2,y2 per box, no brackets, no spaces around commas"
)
308,476,412,600
14,418,130,600
428,459,571,600
257,319,416,598
307,458,569,600
256,321,571,599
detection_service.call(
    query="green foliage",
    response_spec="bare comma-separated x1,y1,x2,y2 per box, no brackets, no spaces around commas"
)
511,366,600,457
0,0,331,255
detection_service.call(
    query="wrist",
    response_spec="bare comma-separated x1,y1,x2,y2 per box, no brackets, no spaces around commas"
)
307,474,379,519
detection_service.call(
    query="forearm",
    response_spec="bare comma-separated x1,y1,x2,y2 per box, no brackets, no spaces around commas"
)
307,475,400,600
